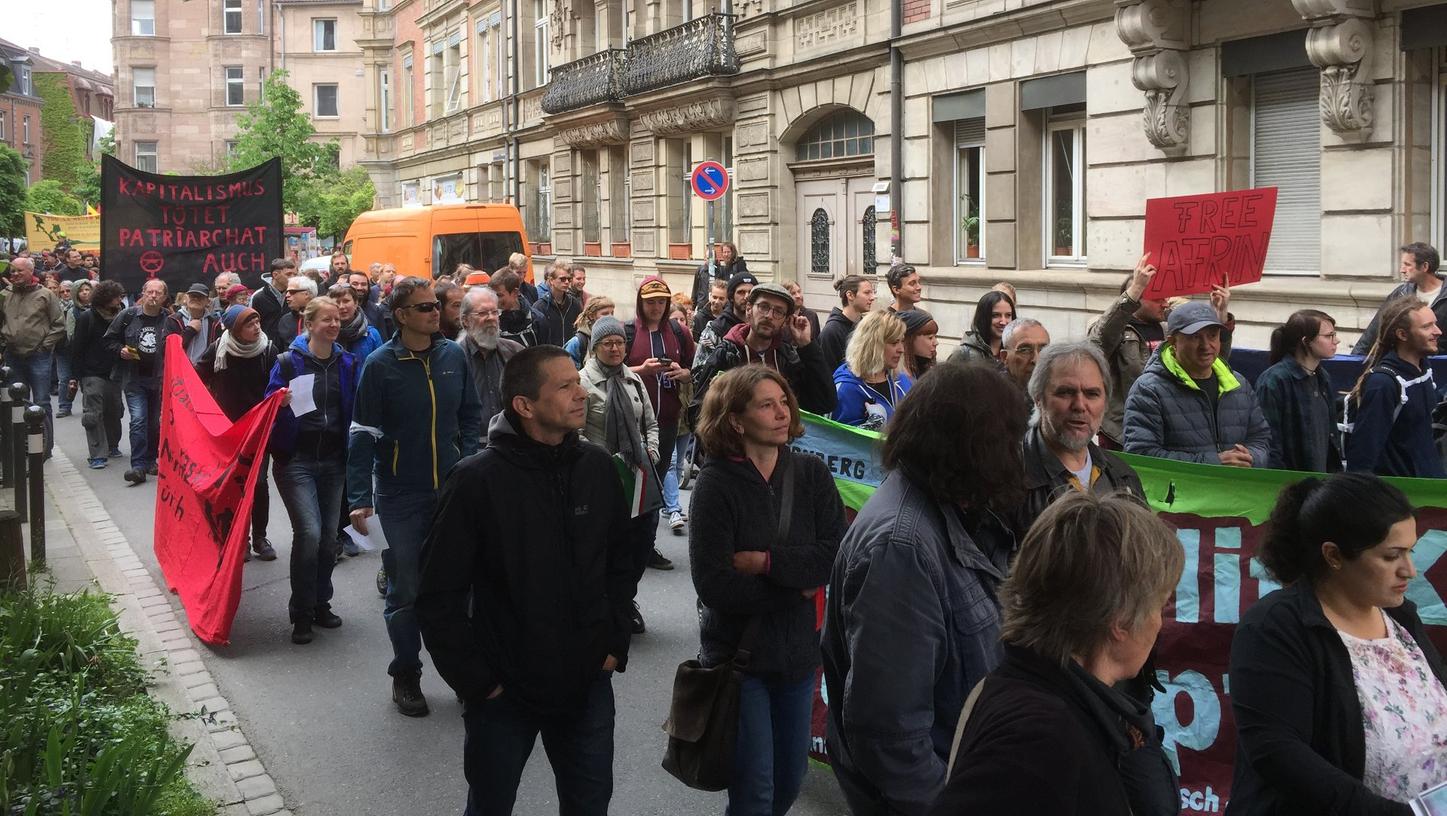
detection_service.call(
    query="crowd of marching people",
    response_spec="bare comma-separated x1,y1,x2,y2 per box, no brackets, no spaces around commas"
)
5,235,1447,815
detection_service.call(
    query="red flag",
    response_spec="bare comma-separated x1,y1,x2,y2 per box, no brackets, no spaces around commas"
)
154,334,282,645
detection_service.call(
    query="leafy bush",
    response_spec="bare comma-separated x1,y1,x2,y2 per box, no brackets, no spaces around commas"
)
0,587,216,816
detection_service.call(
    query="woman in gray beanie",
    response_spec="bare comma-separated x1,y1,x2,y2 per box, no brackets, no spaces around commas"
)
580,315,660,633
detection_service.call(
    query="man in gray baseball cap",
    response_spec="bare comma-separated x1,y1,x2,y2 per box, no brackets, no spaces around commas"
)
1121,300,1275,467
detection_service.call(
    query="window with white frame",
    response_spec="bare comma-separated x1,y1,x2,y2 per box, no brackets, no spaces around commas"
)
428,43,444,116
379,68,391,132
1252,67,1321,275
223,0,243,34
131,0,155,35
401,53,415,127
477,13,503,103
445,35,463,112
528,161,552,239
225,66,244,106
18,67,31,96
581,150,600,243
608,145,628,242
313,19,337,52
954,118,985,263
22,116,30,144
0,111,6,141
314,83,338,117
257,0,265,32
1044,105,1086,265
534,0,550,87
135,141,158,172
133,67,155,107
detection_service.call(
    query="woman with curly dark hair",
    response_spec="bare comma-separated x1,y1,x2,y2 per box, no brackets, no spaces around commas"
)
821,362,1028,815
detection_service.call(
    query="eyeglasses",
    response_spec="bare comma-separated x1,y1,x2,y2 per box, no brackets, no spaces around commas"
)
1317,332,1339,340
1010,344,1048,358
401,301,440,313
752,303,790,318
470,309,501,319
286,289,309,295
595,339,626,350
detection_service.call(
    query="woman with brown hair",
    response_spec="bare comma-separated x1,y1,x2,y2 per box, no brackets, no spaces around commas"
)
564,295,615,369
897,309,939,382
689,364,847,816
1255,309,1340,471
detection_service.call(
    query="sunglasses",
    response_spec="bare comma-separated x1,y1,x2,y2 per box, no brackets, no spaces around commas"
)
401,301,440,313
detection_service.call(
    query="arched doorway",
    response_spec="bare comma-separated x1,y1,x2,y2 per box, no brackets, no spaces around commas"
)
790,108,877,308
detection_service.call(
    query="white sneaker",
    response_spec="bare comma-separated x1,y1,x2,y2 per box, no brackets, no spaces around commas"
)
669,511,685,533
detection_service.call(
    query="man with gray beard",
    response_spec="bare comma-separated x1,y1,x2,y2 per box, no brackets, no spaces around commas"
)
1014,341,1144,537
458,286,524,430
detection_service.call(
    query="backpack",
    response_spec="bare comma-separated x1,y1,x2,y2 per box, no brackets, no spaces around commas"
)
623,318,689,356
1339,364,1434,442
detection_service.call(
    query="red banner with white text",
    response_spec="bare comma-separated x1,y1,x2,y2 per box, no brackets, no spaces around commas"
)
153,334,282,645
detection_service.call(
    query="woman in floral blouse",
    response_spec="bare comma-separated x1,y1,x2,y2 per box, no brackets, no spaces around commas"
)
1227,473,1447,815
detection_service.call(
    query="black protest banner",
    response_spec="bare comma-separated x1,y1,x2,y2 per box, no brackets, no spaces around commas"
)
100,155,283,294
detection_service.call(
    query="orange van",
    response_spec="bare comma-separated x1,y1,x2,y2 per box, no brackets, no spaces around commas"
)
341,203,534,283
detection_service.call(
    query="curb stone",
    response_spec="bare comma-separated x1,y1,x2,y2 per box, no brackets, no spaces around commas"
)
46,448,293,816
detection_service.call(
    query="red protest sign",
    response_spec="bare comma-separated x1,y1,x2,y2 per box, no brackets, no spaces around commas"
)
1142,187,1278,299
153,334,282,645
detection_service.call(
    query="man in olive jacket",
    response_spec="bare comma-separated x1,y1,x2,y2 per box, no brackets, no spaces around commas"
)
1,257,66,456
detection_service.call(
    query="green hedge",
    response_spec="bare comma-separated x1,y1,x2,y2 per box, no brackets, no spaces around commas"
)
0,586,216,815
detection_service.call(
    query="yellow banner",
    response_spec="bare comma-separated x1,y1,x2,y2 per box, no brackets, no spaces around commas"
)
24,211,101,251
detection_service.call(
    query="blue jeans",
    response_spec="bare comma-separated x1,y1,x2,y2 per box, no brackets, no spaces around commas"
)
728,674,816,816
661,430,692,515
123,381,161,471
54,346,73,412
273,452,345,623
377,487,437,677
656,424,680,515
10,350,54,455
462,673,615,816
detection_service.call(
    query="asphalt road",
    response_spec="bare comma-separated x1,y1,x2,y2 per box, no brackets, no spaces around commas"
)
54,413,849,815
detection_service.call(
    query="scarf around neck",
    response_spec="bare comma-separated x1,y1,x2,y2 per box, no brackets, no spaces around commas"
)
597,359,649,469
214,328,271,371
338,307,370,346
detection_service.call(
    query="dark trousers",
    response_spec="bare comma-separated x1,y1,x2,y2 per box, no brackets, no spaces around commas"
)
273,452,344,622
123,381,161,470
728,674,816,816
462,673,615,816
251,453,271,543
80,376,123,459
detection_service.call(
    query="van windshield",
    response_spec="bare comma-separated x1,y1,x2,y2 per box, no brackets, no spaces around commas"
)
433,232,524,279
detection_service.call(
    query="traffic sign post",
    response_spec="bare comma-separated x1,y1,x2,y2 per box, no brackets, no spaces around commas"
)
691,161,730,283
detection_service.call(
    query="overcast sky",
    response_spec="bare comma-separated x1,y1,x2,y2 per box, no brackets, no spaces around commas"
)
3,0,115,75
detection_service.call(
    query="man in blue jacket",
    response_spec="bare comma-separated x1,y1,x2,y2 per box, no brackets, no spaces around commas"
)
1345,299,1445,477
348,276,484,717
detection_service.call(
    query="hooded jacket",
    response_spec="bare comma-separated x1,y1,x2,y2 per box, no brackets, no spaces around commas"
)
625,282,697,427
162,309,223,364
414,411,635,718
690,449,847,682
817,307,857,374
265,335,357,460
696,304,745,355
1255,356,1342,473
945,330,997,368
1351,276,1447,355
1122,346,1275,466
499,305,539,348
0,282,64,356
692,319,837,416
579,356,659,461
822,470,1014,816
531,289,583,347
830,363,913,430
347,335,483,509
1227,582,1444,816
1343,351,1445,478
70,306,122,380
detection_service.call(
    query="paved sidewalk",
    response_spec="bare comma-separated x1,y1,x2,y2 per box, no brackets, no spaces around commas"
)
33,447,294,816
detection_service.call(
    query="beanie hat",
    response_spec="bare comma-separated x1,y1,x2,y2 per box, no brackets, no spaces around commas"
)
590,315,626,354
222,305,257,330
897,309,937,335
726,272,759,301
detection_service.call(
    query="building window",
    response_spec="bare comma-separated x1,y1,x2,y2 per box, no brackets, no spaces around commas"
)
131,0,155,35
862,205,877,271
379,68,391,132
224,140,238,157
133,67,156,107
258,0,265,32
529,161,552,240
534,0,551,87
18,67,30,96
581,150,600,243
795,110,875,161
402,54,415,127
223,0,243,34
225,66,244,106
314,84,339,117
810,209,830,275
1044,106,1086,265
1252,67,1321,276
445,37,463,113
135,141,158,172
608,145,628,242
22,115,30,145
477,14,503,103
954,118,985,262
666,140,690,245
0,111,6,141
313,19,337,52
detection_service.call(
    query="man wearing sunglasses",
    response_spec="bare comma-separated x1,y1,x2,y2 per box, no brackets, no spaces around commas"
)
348,276,483,718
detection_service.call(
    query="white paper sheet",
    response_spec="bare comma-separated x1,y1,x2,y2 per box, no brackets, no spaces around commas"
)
342,522,387,553
288,373,317,417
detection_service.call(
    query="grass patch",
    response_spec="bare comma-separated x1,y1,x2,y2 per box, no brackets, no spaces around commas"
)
0,584,217,815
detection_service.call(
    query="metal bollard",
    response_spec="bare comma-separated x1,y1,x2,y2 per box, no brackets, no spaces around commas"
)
9,382,28,523
0,510,22,590
25,405,44,565
0,365,12,489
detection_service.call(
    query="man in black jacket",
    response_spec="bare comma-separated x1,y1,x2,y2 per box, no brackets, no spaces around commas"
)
70,280,126,469
251,258,294,341
691,282,836,416
416,345,635,816
531,260,582,347
689,240,748,311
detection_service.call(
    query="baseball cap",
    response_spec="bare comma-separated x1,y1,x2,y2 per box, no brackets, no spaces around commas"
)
186,283,210,297
639,278,671,300
1166,301,1225,336
748,282,795,313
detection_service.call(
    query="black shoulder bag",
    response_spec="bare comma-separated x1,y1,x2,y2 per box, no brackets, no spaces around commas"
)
661,452,795,791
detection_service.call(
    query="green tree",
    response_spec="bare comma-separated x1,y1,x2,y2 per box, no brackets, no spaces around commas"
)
228,69,334,216
297,165,376,240
35,72,87,190
0,144,28,239
73,129,115,207
25,179,84,215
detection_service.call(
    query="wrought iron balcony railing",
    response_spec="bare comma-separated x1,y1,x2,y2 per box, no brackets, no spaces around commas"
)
621,13,739,97
541,48,627,115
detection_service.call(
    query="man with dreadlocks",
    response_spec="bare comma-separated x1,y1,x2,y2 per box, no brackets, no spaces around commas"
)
1343,297,1445,478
